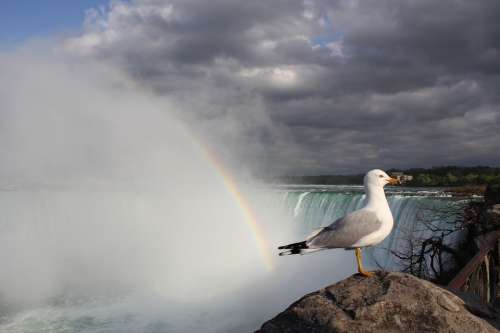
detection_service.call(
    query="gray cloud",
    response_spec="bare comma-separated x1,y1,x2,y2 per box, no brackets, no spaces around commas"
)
65,0,500,175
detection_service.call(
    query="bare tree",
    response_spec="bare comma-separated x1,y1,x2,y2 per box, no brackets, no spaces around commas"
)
390,200,473,284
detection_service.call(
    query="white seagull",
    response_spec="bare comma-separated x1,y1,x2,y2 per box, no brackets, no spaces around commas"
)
278,169,399,277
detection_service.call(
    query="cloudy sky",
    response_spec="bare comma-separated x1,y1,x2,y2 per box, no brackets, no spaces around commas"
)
3,0,500,176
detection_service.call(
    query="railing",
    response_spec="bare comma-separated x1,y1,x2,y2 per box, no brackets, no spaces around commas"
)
447,230,500,302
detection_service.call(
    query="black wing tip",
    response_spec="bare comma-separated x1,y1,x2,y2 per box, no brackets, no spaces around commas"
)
277,241,307,250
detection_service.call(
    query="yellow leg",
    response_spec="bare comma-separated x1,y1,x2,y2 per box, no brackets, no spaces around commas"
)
355,248,374,277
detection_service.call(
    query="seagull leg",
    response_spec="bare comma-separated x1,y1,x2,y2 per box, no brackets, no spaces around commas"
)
355,248,374,277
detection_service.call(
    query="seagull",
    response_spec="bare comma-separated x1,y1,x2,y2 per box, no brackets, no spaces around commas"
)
278,169,400,277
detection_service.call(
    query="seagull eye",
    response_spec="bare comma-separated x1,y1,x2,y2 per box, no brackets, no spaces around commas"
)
379,175,384,178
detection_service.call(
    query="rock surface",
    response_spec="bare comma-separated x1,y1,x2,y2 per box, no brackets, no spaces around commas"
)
485,204,500,228
485,184,500,207
257,272,499,333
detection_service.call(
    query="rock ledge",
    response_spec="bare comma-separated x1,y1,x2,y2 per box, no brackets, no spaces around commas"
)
257,272,499,333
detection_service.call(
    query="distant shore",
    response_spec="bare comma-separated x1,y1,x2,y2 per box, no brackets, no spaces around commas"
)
264,166,500,188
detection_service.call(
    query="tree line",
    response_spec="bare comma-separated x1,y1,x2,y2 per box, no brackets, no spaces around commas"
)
269,166,500,186
391,166,500,186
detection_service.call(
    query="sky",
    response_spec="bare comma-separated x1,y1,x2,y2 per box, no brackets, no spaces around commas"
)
2,0,500,176
0,0,109,47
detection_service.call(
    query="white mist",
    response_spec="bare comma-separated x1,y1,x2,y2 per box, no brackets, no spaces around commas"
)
0,43,353,332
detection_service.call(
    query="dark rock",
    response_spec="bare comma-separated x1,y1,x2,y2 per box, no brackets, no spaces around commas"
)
485,184,500,207
449,289,497,320
257,272,499,333
477,204,500,234
485,205,500,226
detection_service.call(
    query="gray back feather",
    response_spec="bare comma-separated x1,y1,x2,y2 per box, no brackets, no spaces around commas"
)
307,209,382,248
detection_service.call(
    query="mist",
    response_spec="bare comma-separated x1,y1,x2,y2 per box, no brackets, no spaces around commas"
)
0,41,353,332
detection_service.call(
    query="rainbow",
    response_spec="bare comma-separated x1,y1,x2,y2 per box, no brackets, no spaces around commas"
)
205,153,275,271
188,139,275,272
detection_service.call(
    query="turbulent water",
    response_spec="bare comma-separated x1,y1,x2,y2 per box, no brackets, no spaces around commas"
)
0,185,470,332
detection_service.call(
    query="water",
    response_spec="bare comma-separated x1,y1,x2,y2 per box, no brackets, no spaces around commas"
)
266,184,468,270
0,184,470,332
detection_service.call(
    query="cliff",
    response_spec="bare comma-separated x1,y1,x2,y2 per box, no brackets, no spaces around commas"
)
257,272,499,333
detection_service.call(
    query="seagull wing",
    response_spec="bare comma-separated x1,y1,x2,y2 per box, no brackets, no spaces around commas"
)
307,209,382,249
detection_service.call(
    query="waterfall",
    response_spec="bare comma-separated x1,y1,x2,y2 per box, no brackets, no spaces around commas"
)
274,187,468,271
293,192,310,217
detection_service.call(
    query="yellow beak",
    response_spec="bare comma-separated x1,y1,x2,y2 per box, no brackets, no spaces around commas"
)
387,177,400,185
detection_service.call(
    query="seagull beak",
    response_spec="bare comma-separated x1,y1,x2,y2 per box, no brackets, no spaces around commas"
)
387,177,400,185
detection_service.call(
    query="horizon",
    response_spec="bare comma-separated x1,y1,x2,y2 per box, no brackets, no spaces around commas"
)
261,165,500,178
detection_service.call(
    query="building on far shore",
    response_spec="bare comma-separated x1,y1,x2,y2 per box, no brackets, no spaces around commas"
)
390,172,414,184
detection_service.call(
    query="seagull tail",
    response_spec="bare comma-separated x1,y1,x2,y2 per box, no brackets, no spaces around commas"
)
278,241,322,256
278,240,307,250
279,248,324,256
278,227,330,256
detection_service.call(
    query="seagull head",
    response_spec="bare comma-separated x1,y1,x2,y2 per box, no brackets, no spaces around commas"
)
364,169,400,188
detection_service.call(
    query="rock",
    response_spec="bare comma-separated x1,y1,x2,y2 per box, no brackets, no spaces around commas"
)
256,272,499,333
478,204,500,233
485,205,500,226
485,184,500,207
437,293,460,312
450,289,497,319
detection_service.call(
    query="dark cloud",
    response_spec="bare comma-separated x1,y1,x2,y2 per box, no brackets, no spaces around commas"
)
66,0,500,175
